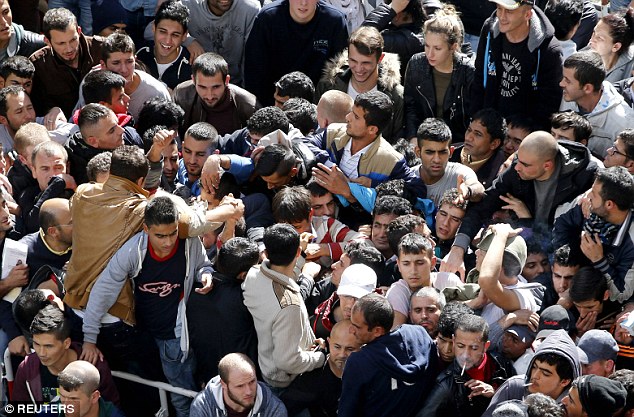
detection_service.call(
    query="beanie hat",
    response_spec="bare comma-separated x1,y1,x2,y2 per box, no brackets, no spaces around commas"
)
576,375,627,417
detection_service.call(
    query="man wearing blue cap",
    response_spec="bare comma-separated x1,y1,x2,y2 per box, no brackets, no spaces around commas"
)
578,329,619,377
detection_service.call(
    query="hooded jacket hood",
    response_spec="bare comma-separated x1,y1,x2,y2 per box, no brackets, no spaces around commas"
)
524,329,582,385
363,324,436,383
320,50,402,92
489,6,555,53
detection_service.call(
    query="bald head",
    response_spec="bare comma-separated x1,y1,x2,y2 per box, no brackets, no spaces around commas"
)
40,198,70,233
317,90,354,128
218,353,256,384
58,360,100,396
519,131,559,162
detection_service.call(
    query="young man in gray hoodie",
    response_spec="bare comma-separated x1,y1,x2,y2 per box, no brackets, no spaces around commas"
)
482,328,582,417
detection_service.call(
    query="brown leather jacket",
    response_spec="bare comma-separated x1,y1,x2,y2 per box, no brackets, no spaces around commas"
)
64,175,208,323
29,33,104,117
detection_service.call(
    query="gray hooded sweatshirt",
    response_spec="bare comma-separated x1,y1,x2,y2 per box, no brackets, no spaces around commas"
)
481,329,582,417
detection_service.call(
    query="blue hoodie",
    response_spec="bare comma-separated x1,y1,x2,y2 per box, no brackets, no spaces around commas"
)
338,324,438,417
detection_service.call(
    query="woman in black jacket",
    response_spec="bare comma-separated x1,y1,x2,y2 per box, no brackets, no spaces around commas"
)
403,6,474,142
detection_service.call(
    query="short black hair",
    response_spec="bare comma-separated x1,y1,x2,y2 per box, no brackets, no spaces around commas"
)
455,314,489,341
13,289,51,335
43,8,77,40
247,107,290,136
375,179,419,207
275,71,315,101
550,111,593,143
185,122,219,147
305,178,329,197
570,266,608,303
136,98,185,141
255,144,297,177
272,186,311,224
154,0,189,31
283,98,317,136
506,113,537,134
533,352,574,383
0,56,35,80
0,85,24,118
348,245,385,277
393,138,421,168
397,232,433,258
373,195,413,217
386,214,426,254
416,118,452,145
352,293,394,334
563,51,606,92
553,244,584,268
263,224,300,267
144,196,178,227
30,304,70,341
109,145,149,183
77,103,112,133
354,91,393,135
192,52,228,79
437,302,475,338
596,166,634,211
544,0,583,40
216,237,259,278
82,70,127,105
472,108,507,143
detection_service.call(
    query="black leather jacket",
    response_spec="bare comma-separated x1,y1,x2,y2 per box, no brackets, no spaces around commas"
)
415,353,515,417
404,52,474,141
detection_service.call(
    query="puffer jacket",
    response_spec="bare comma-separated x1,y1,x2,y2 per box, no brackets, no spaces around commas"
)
415,351,515,417
481,329,581,417
404,52,474,141
315,51,404,143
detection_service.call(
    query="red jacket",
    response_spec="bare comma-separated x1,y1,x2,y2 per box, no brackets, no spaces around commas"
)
12,342,119,405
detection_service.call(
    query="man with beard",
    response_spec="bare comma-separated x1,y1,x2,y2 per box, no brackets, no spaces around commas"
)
409,287,445,338
30,8,104,118
281,319,362,417
174,52,260,137
553,166,634,303
176,122,218,197
310,91,424,228
190,353,286,417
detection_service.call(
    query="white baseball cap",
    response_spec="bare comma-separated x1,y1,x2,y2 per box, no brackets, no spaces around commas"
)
337,264,377,299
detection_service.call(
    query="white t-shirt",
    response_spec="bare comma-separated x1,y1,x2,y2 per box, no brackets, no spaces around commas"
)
386,272,462,316
480,278,539,326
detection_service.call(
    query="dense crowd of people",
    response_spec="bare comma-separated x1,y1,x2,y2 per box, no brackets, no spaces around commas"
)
0,0,634,416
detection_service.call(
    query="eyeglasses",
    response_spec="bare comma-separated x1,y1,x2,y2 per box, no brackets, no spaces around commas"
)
607,144,630,159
